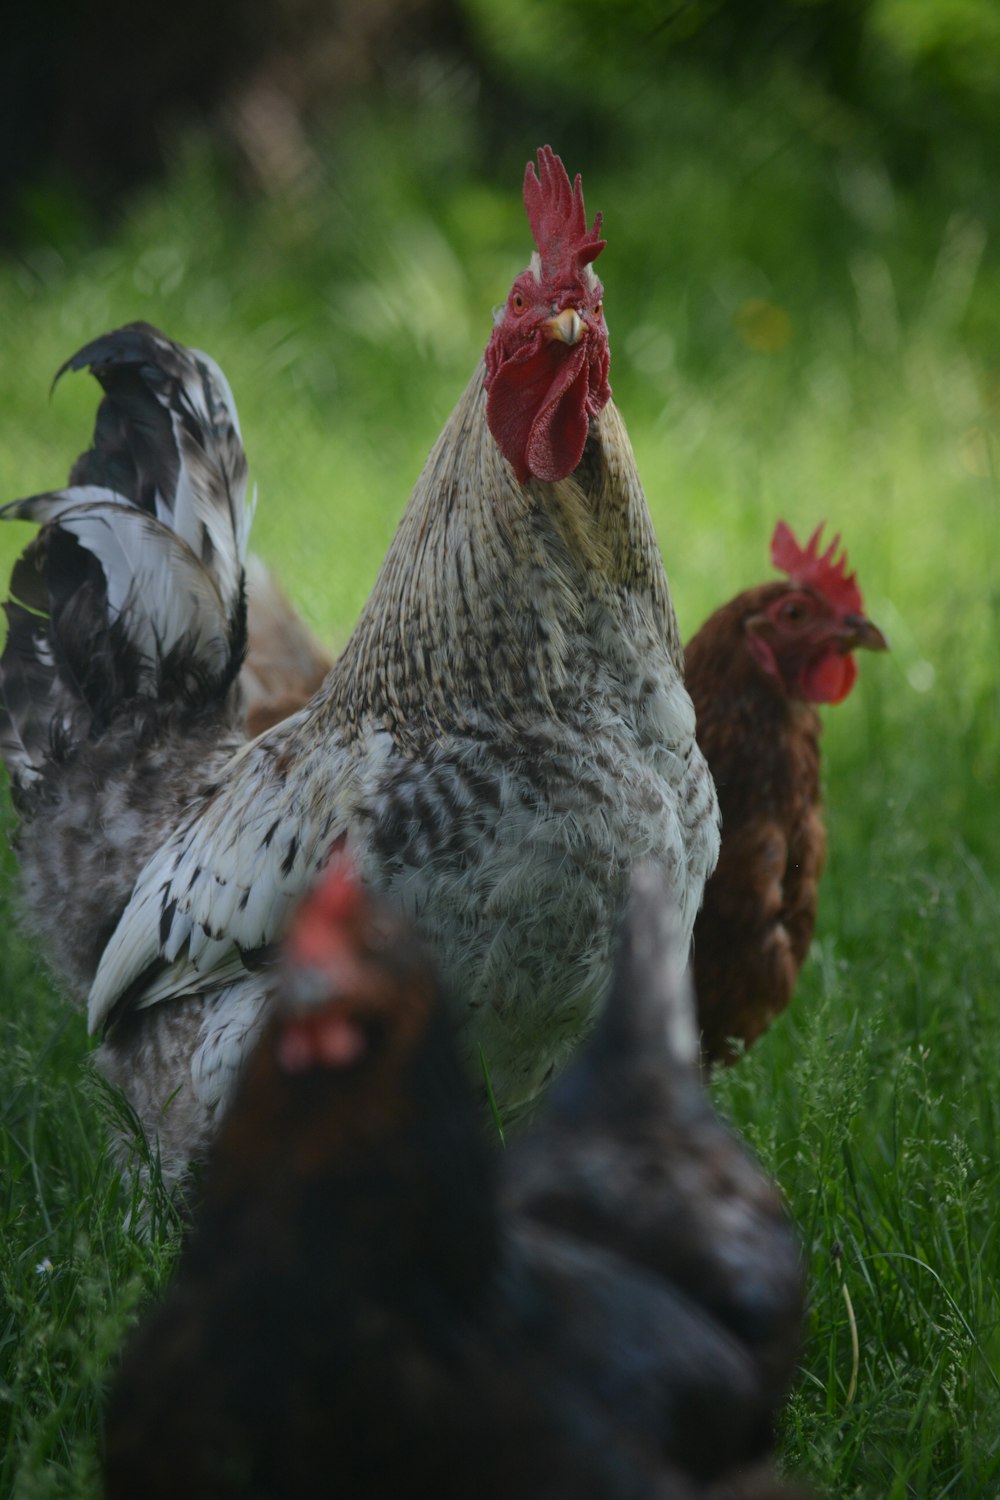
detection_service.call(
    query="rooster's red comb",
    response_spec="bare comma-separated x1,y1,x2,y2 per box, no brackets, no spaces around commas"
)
771,521,864,615
523,146,606,284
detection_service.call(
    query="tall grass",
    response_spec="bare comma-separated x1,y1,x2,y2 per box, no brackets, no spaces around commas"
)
0,63,998,1497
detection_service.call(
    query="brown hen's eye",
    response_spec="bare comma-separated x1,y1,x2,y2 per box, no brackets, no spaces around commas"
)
512,293,526,314
781,602,804,621
594,302,603,318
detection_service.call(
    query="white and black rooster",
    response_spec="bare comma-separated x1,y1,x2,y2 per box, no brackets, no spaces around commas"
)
0,149,719,1182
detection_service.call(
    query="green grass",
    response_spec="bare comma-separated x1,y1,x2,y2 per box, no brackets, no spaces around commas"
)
1,60,999,1498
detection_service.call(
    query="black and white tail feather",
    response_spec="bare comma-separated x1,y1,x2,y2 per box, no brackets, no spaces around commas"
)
0,322,254,797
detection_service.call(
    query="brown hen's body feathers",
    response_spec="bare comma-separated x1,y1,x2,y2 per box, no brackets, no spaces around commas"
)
687,594,824,1064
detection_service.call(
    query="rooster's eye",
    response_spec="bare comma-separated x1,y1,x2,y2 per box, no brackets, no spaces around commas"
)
512,293,526,315
594,301,603,319
781,602,804,622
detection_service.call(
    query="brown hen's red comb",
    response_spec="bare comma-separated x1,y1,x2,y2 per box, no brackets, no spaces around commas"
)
523,146,606,283
770,520,864,615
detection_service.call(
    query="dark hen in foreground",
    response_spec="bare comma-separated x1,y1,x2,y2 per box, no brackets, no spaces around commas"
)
104,863,806,1500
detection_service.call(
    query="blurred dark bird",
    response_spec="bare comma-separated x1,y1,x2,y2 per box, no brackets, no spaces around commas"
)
685,522,888,1066
103,861,806,1500
0,146,718,1184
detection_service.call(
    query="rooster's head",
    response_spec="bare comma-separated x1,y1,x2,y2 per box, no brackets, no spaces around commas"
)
485,146,611,485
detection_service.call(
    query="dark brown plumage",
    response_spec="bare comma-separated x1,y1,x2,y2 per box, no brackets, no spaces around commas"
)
686,523,888,1066
103,863,807,1500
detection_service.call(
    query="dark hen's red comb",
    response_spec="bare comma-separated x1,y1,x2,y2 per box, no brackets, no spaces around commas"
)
771,521,864,615
286,851,365,969
523,146,606,283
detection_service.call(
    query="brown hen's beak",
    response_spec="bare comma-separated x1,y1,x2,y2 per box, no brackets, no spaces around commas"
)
839,614,890,653
545,308,585,346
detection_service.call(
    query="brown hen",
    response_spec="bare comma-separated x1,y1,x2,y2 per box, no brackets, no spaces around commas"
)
686,522,888,1066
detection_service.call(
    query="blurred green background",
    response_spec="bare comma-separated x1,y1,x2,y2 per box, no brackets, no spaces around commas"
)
2,0,999,676
1,2,999,1496
2,0,997,872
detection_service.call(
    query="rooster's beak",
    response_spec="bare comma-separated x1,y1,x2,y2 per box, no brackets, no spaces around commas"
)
545,308,585,346
839,614,889,653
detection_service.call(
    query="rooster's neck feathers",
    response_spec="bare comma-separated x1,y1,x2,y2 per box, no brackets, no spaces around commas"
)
326,365,681,749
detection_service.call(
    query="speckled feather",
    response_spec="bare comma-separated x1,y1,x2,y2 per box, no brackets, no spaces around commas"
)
0,324,252,1001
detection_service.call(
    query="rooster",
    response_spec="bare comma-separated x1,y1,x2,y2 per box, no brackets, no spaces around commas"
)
0,147,719,1181
686,522,887,1066
103,862,806,1500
